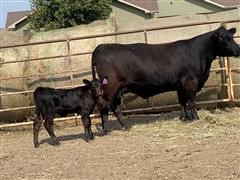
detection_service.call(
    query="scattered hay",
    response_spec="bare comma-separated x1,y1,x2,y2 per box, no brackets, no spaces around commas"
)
126,107,240,143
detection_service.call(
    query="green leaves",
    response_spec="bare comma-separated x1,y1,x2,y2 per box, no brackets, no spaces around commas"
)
29,0,112,31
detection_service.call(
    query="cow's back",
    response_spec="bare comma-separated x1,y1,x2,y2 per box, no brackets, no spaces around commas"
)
92,43,191,85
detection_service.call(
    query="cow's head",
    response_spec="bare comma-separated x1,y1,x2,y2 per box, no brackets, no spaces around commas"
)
213,26,240,57
83,79,102,97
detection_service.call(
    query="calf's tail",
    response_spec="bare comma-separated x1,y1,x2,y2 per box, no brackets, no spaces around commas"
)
33,88,42,120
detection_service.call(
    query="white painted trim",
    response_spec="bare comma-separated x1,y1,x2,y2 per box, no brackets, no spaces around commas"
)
117,0,156,13
203,0,239,9
7,15,28,29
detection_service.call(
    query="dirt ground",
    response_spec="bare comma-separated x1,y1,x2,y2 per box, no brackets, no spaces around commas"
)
1,107,240,180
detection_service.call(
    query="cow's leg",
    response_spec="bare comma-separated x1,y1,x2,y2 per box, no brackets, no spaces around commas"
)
111,95,126,130
187,94,199,120
44,114,60,146
81,113,94,142
177,89,190,120
33,113,43,148
98,76,122,134
181,75,199,121
99,104,110,135
96,97,110,134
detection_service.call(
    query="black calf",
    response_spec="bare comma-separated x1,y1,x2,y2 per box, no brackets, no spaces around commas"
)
33,79,101,148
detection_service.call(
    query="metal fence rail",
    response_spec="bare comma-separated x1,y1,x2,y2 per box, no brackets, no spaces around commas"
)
0,20,240,125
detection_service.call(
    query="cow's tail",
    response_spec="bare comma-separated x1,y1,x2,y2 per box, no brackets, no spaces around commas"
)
91,62,97,80
91,45,102,80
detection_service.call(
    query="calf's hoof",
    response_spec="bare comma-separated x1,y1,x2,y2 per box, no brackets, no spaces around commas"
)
53,138,61,146
90,134,95,140
84,136,91,142
55,141,61,146
34,143,40,148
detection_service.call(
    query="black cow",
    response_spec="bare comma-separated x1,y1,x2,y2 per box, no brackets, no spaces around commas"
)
33,79,101,148
91,26,240,133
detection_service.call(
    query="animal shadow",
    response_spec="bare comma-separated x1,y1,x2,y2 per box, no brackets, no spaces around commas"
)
95,111,181,133
40,131,105,146
40,111,182,146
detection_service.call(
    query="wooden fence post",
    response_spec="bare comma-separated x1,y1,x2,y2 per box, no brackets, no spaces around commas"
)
66,39,79,126
221,22,235,102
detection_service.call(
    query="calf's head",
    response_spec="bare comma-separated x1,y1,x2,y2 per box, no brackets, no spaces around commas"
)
213,26,240,57
83,79,102,97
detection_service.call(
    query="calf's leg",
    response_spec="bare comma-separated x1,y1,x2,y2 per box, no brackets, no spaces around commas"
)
33,113,43,148
81,113,94,142
44,114,60,145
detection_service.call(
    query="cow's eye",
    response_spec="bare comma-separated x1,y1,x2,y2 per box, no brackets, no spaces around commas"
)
226,36,232,41
218,37,223,42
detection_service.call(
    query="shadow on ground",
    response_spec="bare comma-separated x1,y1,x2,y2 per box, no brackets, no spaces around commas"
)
40,110,193,146
97,110,181,132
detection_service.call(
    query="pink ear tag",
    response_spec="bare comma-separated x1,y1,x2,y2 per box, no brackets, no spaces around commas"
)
102,78,108,85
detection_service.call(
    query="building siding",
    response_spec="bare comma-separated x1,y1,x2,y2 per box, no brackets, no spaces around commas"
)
15,19,29,31
112,1,151,26
156,0,224,17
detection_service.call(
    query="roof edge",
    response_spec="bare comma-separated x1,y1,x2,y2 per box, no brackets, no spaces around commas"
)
7,16,28,29
117,0,158,13
203,0,240,9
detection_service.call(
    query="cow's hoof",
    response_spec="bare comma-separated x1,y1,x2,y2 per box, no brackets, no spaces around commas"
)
194,114,200,120
96,125,108,135
121,126,128,131
101,129,108,136
183,116,200,122
179,113,192,121
192,116,200,121
96,125,103,132
179,116,185,121
180,116,194,122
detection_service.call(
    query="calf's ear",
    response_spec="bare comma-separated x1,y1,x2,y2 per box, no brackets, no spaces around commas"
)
83,79,91,86
228,28,236,35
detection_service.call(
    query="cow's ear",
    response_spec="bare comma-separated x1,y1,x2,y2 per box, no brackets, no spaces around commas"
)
213,28,224,41
83,79,91,86
228,28,236,35
213,32,222,41
218,25,226,31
